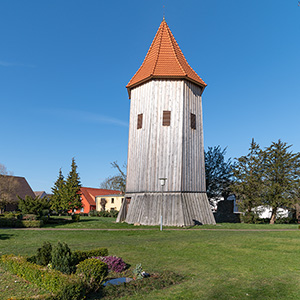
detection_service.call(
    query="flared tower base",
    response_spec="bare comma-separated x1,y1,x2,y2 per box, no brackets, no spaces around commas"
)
116,192,216,226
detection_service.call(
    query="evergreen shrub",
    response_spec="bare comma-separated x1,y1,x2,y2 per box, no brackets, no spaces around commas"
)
36,242,52,266
51,242,75,274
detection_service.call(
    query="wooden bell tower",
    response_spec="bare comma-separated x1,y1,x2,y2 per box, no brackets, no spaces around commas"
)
117,19,215,226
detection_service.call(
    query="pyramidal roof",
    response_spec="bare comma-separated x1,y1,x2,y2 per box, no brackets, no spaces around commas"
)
126,19,207,94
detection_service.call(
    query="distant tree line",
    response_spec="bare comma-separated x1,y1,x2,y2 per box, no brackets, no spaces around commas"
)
11,158,82,216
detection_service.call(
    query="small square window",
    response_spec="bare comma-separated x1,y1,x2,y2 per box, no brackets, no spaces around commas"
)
137,114,143,129
191,113,196,130
163,111,171,126
111,198,114,204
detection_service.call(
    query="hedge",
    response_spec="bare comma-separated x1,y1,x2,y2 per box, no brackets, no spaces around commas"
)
0,218,43,228
1,255,86,300
72,248,108,265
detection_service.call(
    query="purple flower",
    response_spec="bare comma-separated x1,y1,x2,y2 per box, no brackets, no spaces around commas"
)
91,256,127,273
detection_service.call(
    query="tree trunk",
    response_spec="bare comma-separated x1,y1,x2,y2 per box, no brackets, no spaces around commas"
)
270,207,277,224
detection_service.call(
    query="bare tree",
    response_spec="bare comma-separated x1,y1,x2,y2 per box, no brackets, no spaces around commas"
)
0,164,19,213
100,198,107,211
100,161,126,194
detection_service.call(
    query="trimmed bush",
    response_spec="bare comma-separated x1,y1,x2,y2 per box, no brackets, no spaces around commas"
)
51,242,75,274
76,258,108,291
72,248,108,265
0,218,43,228
0,255,86,299
71,214,80,222
85,248,108,258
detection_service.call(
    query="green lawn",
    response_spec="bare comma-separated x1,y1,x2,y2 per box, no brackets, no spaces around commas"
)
1,221,300,299
45,216,299,230
0,266,48,300
43,216,158,229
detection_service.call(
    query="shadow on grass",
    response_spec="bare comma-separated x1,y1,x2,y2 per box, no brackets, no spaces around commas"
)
0,233,14,240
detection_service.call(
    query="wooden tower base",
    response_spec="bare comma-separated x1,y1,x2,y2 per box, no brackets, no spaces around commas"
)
117,192,216,226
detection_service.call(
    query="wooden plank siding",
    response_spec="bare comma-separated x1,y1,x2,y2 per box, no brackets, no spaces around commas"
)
122,79,215,226
126,79,184,193
125,192,215,226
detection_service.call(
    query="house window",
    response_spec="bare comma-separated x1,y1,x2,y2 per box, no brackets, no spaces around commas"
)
111,198,114,204
162,111,171,126
81,208,84,212
137,114,143,129
191,113,196,130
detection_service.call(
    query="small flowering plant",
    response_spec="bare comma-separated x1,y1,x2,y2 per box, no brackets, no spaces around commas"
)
92,256,127,273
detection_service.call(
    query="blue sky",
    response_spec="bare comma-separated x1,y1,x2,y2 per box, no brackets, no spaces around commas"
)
0,0,299,193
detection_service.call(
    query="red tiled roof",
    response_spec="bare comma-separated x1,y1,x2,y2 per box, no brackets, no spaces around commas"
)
80,187,122,206
126,19,207,94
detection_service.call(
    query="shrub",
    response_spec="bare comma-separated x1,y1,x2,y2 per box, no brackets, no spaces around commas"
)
72,248,108,265
85,248,109,258
0,218,43,228
98,211,110,217
76,258,108,291
22,214,38,220
51,242,75,274
88,210,98,217
95,256,127,273
275,217,297,224
0,255,86,299
240,212,260,224
36,242,52,266
109,210,119,218
79,213,88,216
133,263,144,279
71,214,80,222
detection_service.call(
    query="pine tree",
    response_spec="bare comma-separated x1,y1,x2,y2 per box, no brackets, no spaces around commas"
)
263,140,300,224
65,158,82,212
205,146,233,202
50,169,67,213
231,139,265,222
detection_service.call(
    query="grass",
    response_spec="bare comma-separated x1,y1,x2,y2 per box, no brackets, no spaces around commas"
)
0,266,48,299
43,216,159,229
2,220,300,299
44,216,300,230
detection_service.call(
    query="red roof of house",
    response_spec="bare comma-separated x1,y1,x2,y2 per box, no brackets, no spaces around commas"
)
126,19,207,94
80,187,122,206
